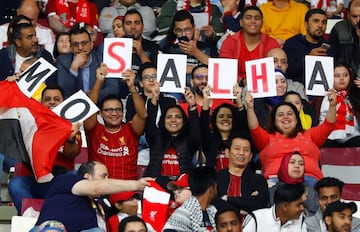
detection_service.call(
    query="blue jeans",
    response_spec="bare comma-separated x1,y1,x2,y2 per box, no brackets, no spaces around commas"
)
30,226,105,232
8,175,54,214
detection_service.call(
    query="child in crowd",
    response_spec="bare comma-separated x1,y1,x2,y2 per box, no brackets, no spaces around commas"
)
285,91,313,130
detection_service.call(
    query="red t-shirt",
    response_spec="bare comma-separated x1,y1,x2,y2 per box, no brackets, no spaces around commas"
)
86,122,140,179
228,174,241,197
215,140,229,171
161,146,180,177
46,0,99,27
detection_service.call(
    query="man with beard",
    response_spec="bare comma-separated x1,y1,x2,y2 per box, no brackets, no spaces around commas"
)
324,201,358,232
0,22,53,81
283,9,328,85
56,23,119,101
122,9,160,91
179,64,234,115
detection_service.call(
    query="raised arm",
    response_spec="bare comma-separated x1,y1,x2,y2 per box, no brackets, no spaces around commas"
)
83,64,107,131
325,89,337,123
245,91,259,129
72,177,154,196
123,69,147,136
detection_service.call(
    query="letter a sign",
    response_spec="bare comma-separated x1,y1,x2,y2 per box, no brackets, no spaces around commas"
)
305,55,333,96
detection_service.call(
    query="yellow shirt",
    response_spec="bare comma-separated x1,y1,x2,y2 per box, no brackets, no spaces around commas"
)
299,109,312,130
260,0,308,42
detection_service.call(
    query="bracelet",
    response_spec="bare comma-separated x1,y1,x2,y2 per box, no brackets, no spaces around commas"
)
130,90,138,95
237,106,245,111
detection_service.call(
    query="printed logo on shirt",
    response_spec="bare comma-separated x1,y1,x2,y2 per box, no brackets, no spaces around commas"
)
97,143,130,157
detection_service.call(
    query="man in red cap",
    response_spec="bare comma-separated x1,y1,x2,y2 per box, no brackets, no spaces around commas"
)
108,191,141,232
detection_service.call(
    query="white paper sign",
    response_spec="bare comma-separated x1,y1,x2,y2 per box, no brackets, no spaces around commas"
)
305,55,334,96
17,57,57,98
245,57,276,98
103,38,133,78
208,58,238,99
192,13,209,30
157,54,187,93
52,90,99,123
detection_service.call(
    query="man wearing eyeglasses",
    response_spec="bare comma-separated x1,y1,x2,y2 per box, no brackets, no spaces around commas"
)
160,10,218,87
84,64,147,180
125,62,177,122
56,23,119,101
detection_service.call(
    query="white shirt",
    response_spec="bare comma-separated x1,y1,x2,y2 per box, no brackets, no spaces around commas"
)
243,205,308,232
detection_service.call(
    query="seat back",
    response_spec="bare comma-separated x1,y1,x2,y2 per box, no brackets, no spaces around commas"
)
320,147,360,200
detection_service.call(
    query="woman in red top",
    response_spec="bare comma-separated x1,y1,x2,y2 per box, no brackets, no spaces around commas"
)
245,89,337,187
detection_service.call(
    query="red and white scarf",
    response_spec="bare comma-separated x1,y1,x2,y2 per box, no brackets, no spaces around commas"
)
332,90,355,139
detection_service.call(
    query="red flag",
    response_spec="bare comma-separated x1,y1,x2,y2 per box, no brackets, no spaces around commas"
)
0,81,72,182
142,181,170,232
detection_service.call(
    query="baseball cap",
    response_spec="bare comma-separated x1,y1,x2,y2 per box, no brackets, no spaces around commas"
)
109,191,139,205
39,220,67,232
167,173,189,190
324,200,358,218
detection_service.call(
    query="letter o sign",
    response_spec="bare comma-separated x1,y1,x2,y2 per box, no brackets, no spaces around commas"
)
60,99,90,122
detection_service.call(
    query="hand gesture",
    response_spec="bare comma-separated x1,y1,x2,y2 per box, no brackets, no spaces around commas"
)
184,87,196,106
133,39,144,56
6,73,20,82
245,91,254,109
309,46,328,56
96,63,108,81
327,88,337,106
202,85,212,102
72,52,88,69
69,122,81,140
136,177,154,191
122,69,136,88
179,40,198,56
201,25,215,38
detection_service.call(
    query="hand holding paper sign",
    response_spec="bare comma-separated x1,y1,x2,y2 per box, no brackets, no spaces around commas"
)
201,25,215,38
96,63,108,80
326,88,337,124
184,87,196,107
201,85,212,111
245,91,260,130
150,82,161,105
6,73,21,82
69,122,81,140
245,91,254,110
122,69,136,89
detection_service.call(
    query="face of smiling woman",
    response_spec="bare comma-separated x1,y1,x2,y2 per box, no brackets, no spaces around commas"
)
275,105,298,136
164,107,184,136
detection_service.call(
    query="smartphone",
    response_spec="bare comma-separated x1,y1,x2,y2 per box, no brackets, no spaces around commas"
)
321,43,330,51
177,36,189,42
